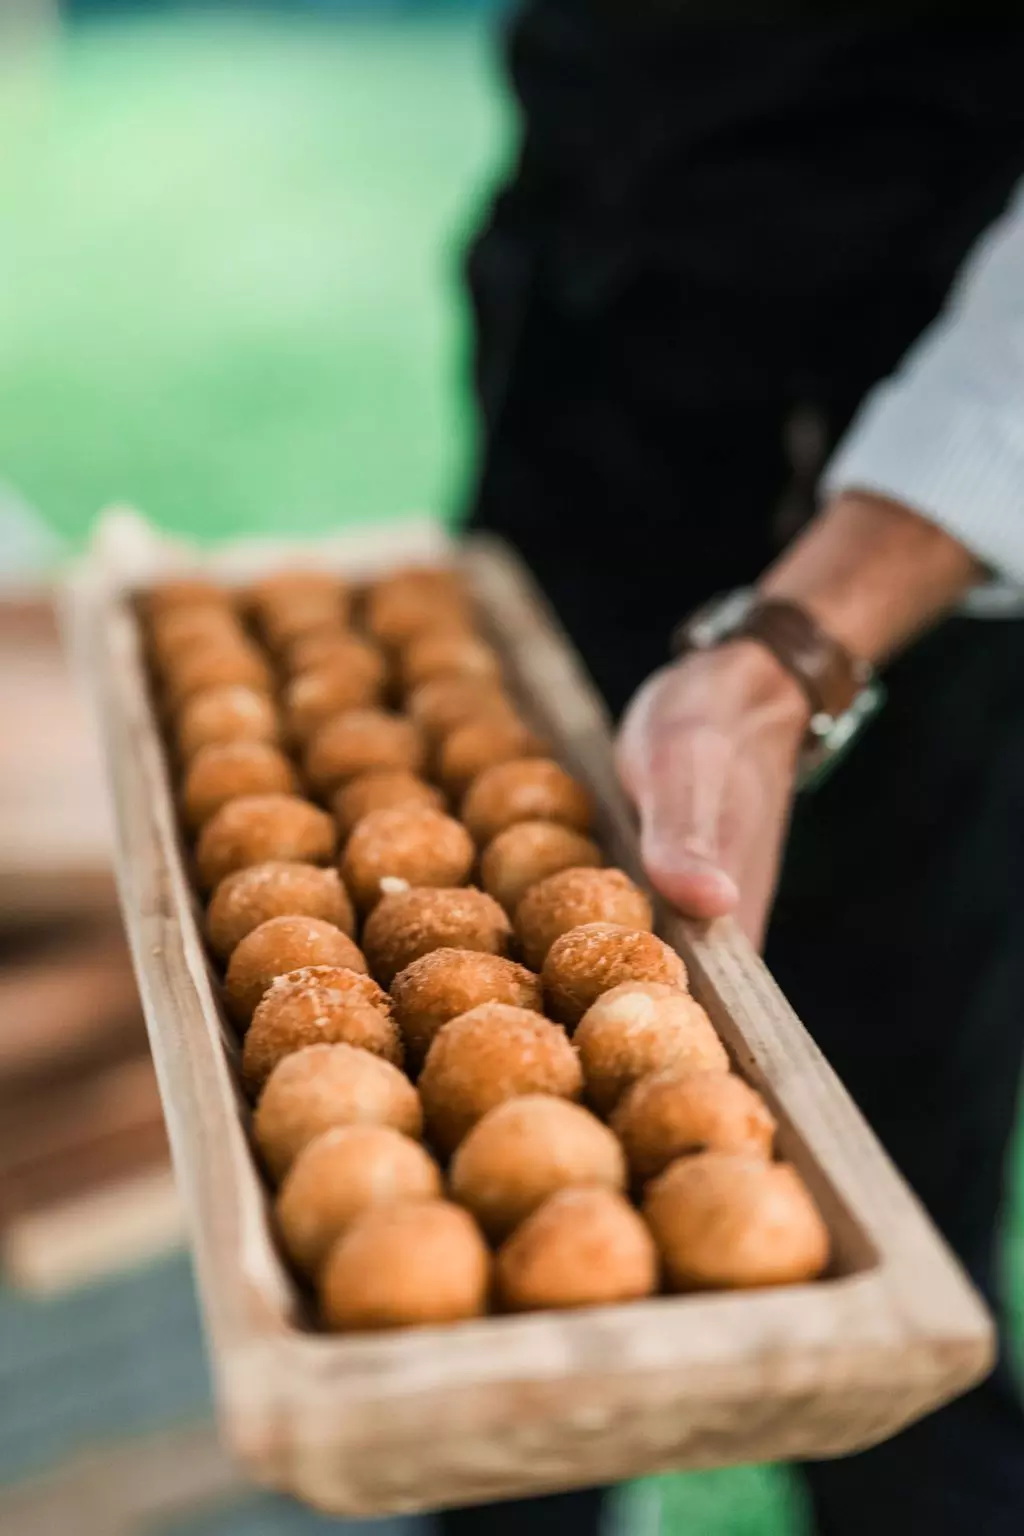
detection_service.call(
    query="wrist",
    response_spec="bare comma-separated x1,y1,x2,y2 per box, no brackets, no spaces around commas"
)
684,637,810,734
760,490,981,663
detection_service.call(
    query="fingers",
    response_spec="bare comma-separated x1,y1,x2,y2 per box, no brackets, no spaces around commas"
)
638,727,741,918
618,653,804,948
618,674,739,920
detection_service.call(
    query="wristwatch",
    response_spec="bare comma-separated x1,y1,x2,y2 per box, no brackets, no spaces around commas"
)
671,589,885,789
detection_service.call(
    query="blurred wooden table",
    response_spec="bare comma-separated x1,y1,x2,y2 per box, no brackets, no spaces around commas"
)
0,594,176,1290
0,596,115,924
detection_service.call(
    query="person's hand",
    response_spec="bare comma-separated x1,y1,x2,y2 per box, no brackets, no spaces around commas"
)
616,639,809,949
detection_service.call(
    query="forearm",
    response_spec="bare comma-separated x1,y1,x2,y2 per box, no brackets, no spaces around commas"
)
760,490,983,666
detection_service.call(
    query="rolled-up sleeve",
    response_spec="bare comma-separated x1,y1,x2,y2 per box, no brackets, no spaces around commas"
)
823,180,1024,602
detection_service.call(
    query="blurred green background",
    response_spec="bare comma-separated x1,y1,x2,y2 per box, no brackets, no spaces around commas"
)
0,6,1019,1535
0,4,507,551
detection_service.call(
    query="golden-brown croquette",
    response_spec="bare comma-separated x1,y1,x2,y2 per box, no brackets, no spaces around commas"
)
406,676,513,741
418,1003,582,1156
195,795,336,891
180,741,298,832
401,632,502,692
462,759,594,846
305,709,425,795
205,861,355,961
283,642,387,740
276,1126,441,1277
175,685,279,761
144,577,230,616
437,717,548,800
495,1188,657,1312
612,1069,776,1184
480,821,603,916
362,886,512,989
331,770,444,840
242,964,400,1094
364,568,472,647
643,1152,830,1290
515,869,652,973
163,639,273,711
450,1095,626,1241
223,914,366,1027
541,921,686,1027
340,806,475,912
389,949,542,1071
253,1042,422,1180
575,981,729,1116
318,1200,489,1331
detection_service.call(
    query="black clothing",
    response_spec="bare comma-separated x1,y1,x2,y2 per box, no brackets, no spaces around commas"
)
443,9,1024,1535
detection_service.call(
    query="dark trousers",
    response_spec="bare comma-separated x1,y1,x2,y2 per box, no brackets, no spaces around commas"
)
441,10,1024,1535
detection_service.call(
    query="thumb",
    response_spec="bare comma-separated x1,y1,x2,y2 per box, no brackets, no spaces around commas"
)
632,725,740,920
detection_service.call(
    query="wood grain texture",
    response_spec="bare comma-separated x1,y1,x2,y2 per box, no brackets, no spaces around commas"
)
71,518,993,1515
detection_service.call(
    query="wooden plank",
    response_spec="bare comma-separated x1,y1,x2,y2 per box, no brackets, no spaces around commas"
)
71,516,993,1516
0,923,143,1090
2,1166,184,1296
0,1420,244,1536
0,1055,169,1224
0,595,113,922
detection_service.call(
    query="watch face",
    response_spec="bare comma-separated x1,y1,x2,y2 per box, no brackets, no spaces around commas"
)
799,680,886,791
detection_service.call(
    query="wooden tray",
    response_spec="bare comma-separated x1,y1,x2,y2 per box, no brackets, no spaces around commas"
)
70,512,993,1515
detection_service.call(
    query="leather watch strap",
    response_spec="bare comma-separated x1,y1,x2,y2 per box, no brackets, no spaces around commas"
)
671,590,883,787
733,599,871,728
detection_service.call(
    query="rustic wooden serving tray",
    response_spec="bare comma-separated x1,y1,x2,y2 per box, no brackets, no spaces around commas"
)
70,513,993,1516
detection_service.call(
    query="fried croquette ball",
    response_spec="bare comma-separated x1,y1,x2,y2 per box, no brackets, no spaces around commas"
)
450,1096,626,1242
612,1069,776,1184
248,574,349,648
164,640,273,711
437,717,547,800
401,632,502,692
406,676,514,741
145,577,230,616
643,1152,830,1290
319,1199,489,1332
283,642,387,740
362,886,512,988
205,860,355,961
365,568,472,647
481,821,603,916
541,921,686,1027
332,769,444,840
284,627,367,676
254,1043,421,1180
195,794,336,891
246,569,348,620
224,915,367,1027
242,964,399,1094
495,1188,657,1312
341,806,474,913
418,1004,582,1156
575,982,729,1116
462,759,594,846
305,709,425,796
277,1126,442,1277
515,869,652,973
175,685,280,761
390,949,542,1071
150,605,245,672
180,741,298,832
262,599,349,651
